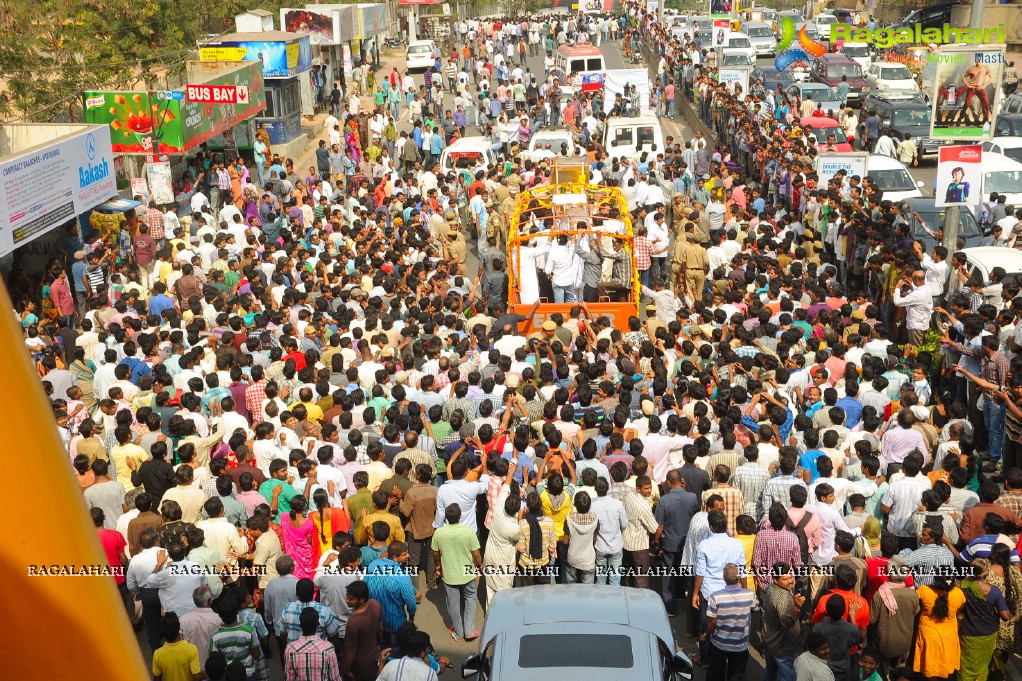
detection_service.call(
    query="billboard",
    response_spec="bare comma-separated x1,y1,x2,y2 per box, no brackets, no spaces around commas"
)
816,152,869,189
0,126,117,257
199,36,313,78
281,8,340,46
83,62,266,155
710,0,730,20
930,45,1006,141
935,145,982,208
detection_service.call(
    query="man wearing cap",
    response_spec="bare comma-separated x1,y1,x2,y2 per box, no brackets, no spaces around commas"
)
71,250,90,317
678,223,708,301
443,227,467,276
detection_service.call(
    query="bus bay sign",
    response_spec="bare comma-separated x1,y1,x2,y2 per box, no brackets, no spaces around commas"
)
185,84,250,104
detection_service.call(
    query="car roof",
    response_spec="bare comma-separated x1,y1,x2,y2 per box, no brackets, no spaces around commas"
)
446,137,491,151
744,21,769,27
982,151,1022,170
871,61,909,68
801,116,840,127
480,585,674,646
408,39,435,47
816,53,857,63
962,247,1022,274
607,114,661,125
989,136,1022,149
868,155,910,170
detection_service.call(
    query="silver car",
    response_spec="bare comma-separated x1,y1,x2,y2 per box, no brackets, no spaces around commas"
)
743,22,777,57
786,82,842,116
462,586,694,681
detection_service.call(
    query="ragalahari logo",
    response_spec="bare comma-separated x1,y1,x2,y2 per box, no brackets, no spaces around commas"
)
774,17,827,72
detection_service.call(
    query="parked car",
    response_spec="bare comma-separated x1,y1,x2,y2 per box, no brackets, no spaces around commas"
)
983,137,1022,164
405,39,438,71
894,1,955,31
721,51,755,67
869,155,924,202
995,114,1022,137
981,152,1022,207
527,126,583,161
461,586,694,681
752,66,797,93
786,82,842,115
961,247,1022,286
743,21,777,56
695,29,713,49
1002,93,1022,115
802,116,852,151
864,61,919,92
900,197,983,252
722,32,756,61
838,42,873,68
809,53,868,106
812,13,839,38
864,92,955,157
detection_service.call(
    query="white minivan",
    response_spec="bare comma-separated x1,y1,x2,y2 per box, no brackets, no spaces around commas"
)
981,152,1022,206
867,155,924,202
439,137,497,174
603,115,664,164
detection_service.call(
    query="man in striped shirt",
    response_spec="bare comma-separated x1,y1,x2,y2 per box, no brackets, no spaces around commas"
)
284,607,341,681
703,563,756,680
208,595,261,679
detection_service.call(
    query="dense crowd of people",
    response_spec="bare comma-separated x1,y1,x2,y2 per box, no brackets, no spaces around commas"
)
14,4,1022,681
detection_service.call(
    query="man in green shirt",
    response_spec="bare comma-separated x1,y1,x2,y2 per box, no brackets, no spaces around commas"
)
431,503,482,642
258,459,299,522
347,471,374,542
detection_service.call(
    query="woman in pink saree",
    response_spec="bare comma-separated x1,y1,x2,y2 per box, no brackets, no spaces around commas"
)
281,494,316,579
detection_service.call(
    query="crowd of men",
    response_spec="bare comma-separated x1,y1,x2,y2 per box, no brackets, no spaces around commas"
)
16,3,1022,681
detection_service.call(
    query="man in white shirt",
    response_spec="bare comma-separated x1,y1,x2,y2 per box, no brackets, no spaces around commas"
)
544,234,580,303
892,270,933,347
806,482,861,568
146,539,208,618
434,458,490,531
920,244,950,302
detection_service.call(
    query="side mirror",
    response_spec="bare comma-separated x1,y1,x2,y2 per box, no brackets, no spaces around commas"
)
462,653,482,679
672,652,694,681
611,140,618,146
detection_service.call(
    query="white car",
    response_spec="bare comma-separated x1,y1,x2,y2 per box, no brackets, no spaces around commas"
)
813,13,839,38
527,126,583,161
983,137,1022,164
961,247,1022,286
743,22,777,56
405,40,437,71
721,32,756,61
721,50,755,67
864,61,919,92
439,137,496,174
981,152,1022,206
840,42,872,69
867,155,924,202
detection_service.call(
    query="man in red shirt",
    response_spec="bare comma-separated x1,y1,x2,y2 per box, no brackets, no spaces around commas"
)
91,507,131,616
810,563,870,641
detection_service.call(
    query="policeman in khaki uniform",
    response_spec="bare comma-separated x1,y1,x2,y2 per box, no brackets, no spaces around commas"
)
443,226,468,275
678,224,708,301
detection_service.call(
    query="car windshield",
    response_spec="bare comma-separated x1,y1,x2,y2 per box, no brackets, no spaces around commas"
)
869,167,916,192
532,136,570,150
909,208,980,239
810,125,849,144
747,26,774,37
728,38,751,48
880,66,912,80
519,635,634,668
892,109,932,126
724,54,751,65
828,64,861,78
842,45,869,57
985,170,1022,194
816,15,837,24
998,147,1022,163
802,85,838,101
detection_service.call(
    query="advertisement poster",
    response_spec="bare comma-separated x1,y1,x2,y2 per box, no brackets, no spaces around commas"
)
718,66,750,96
0,126,117,257
713,18,729,46
342,44,353,80
816,152,868,189
282,8,340,46
146,162,174,205
199,36,313,78
935,145,982,207
710,0,731,20
83,62,266,154
930,45,1005,141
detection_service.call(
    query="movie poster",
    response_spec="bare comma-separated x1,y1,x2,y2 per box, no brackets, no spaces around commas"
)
930,45,1006,141
709,0,731,20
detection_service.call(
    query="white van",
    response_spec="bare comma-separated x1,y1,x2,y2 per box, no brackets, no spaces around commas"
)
982,152,1022,206
722,32,756,61
603,115,664,164
440,137,497,174
867,155,924,202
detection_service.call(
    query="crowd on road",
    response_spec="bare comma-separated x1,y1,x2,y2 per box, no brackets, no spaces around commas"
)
13,3,1022,681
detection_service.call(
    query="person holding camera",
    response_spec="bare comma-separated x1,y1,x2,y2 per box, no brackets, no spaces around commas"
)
892,270,933,348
